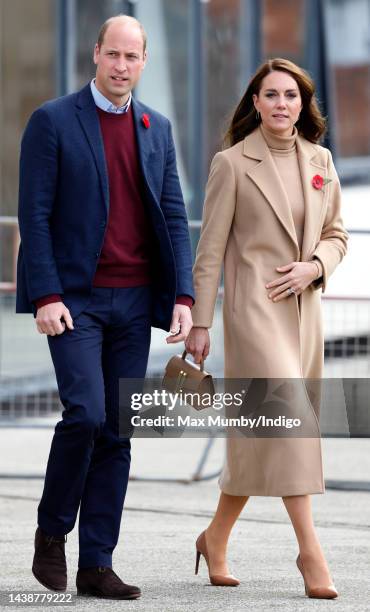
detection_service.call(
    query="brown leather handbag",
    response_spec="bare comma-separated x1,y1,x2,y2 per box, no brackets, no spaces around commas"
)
162,350,215,411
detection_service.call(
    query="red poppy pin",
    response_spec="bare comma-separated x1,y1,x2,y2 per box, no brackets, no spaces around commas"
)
141,113,150,129
312,174,332,191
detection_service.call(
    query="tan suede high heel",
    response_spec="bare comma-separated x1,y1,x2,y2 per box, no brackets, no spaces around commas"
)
195,531,240,587
296,554,338,599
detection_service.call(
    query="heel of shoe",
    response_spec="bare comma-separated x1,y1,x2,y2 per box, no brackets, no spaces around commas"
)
77,589,93,597
195,550,201,575
296,554,338,599
194,530,240,587
296,555,308,595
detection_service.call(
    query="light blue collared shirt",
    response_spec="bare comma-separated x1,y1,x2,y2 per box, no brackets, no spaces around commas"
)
90,78,131,114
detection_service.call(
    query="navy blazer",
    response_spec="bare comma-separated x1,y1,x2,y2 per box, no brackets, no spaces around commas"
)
16,84,194,331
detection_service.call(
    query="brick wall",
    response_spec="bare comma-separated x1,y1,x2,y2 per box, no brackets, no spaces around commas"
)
333,65,370,157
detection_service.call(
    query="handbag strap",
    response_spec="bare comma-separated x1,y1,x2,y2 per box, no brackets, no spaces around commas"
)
181,349,204,372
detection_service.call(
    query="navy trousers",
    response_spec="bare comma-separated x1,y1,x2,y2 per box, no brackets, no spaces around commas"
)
37,286,152,568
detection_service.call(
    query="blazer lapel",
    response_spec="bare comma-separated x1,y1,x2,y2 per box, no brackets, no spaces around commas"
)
131,97,157,200
75,84,109,213
243,128,299,252
296,135,327,261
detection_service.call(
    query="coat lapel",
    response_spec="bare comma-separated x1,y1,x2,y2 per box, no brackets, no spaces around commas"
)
75,87,158,210
75,84,109,213
243,127,328,261
296,135,327,260
243,127,299,252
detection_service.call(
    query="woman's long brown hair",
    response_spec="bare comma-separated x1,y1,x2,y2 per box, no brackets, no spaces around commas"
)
224,58,326,148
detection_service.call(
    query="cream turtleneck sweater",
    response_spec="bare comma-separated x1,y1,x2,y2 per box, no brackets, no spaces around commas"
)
260,123,305,251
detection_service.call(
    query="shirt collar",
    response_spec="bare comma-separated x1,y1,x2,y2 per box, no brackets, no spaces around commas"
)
90,78,131,114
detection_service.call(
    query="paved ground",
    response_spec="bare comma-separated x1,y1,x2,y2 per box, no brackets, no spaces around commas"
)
0,429,369,611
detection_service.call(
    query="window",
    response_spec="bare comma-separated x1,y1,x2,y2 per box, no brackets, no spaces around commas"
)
325,0,370,181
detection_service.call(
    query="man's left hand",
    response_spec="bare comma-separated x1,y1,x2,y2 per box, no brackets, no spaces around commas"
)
166,304,193,343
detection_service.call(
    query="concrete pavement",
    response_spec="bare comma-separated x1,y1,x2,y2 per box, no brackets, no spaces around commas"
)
0,428,369,611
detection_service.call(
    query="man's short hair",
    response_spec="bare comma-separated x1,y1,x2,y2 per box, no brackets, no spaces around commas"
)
97,15,147,54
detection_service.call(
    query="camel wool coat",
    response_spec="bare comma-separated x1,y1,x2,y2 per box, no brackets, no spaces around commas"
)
191,126,348,496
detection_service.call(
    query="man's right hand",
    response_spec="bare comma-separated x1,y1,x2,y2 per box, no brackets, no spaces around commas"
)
36,302,74,336
185,326,210,364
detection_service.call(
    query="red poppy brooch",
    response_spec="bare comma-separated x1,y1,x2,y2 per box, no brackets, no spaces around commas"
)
311,174,332,191
141,113,150,129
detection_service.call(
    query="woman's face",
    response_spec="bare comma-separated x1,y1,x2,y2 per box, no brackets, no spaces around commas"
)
252,70,303,136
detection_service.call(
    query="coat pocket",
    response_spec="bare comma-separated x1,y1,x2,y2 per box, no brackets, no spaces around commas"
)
232,266,248,313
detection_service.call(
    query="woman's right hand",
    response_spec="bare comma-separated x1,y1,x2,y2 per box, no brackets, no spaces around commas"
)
185,327,210,364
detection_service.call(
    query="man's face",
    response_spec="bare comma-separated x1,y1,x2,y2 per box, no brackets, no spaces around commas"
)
93,20,146,106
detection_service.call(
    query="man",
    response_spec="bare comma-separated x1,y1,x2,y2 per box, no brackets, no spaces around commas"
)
16,15,194,600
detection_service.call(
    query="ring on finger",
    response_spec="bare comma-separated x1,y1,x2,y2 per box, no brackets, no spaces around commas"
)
287,287,296,295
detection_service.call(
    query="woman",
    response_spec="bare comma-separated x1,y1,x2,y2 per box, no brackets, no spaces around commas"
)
185,58,348,599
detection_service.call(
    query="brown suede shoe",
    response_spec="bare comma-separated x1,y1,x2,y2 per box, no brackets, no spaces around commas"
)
32,527,67,592
76,567,141,600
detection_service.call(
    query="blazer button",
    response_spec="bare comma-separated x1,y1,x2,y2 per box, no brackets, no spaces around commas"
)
95,252,99,258
100,221,106,228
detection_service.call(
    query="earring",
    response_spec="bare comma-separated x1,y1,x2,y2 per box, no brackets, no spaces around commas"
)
255,109,260,120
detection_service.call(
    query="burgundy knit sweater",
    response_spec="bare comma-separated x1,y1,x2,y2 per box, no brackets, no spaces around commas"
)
36,105,193,310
